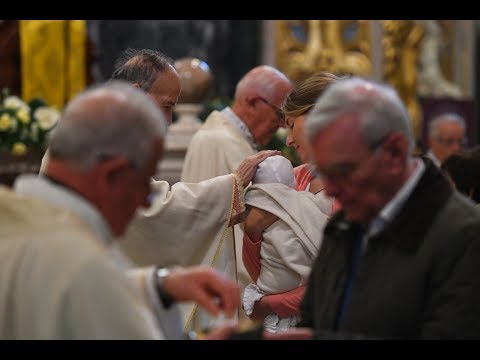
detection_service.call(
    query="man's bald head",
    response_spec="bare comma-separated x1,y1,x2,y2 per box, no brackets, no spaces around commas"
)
234,65,291,102
231,65,292,146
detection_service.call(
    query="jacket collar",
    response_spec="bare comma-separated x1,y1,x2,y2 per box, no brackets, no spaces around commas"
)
325,157,453,252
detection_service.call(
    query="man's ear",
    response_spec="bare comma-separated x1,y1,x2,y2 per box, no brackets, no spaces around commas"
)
244,94,257,108
131,83,141,89
382,132,409,171
96,155,130,192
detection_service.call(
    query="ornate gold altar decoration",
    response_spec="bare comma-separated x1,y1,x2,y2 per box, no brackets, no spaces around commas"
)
275,20,373,83
19,20,86,109
275,20,463,147
382,20,461,144
382,20,425,141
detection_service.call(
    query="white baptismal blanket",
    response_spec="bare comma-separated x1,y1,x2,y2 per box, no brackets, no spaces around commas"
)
243,183,331,332
245,183,330,294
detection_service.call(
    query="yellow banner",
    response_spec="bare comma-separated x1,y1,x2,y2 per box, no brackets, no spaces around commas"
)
19,20,86,109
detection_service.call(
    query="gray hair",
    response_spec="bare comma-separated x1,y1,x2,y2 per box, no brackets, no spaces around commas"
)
305,77,414,153
110,48,174,91
48,81,167,170
428,112,466,139
234,65,291,101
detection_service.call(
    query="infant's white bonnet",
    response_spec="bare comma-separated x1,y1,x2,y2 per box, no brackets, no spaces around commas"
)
253,155,295,188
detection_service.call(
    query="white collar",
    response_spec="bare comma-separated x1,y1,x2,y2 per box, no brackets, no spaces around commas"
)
425,149,441,167
221,107,257,150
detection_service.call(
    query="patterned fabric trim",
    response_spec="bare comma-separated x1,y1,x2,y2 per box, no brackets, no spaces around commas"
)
232,172,246,218
184,175,237,332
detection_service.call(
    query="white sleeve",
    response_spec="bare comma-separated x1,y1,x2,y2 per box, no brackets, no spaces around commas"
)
119,175,236,268
61,258,165,339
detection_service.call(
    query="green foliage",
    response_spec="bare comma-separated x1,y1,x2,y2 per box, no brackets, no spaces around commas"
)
198,96,233,122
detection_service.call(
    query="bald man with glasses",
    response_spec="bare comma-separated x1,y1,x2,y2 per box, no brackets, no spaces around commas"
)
180,65,292,331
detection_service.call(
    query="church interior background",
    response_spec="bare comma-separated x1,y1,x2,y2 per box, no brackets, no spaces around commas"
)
0,20,478,184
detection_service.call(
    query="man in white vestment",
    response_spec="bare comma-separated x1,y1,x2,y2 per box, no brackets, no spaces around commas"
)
0,82,241,339
39,49,279,331
180,65,292,329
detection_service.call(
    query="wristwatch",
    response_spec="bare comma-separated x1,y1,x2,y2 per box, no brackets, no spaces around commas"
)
155,267,176,308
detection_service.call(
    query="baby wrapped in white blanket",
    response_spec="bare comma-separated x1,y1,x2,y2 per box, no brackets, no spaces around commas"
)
243,155,332,332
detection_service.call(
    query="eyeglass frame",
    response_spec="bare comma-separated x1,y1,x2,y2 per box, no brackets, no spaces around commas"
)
433,135,467,147
311,135,388,182
257,96,285,124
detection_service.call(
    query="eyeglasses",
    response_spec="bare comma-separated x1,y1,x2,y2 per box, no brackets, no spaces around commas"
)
312,136,387,182
257,97,284,124
312,158,375,182
435,136,467,147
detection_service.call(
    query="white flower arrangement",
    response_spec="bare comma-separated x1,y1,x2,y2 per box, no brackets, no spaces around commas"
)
0,90,61,156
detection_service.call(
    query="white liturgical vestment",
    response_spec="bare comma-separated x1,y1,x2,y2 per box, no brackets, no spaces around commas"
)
40,149,244,332
181,108,256,330
0,176,182,339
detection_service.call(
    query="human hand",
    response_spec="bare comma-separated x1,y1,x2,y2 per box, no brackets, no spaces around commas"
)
234,150,281,187
248,295,273,321
162,266,240,318
244,207,278,241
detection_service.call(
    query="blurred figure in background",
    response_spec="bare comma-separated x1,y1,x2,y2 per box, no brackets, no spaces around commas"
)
425,112,466,167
